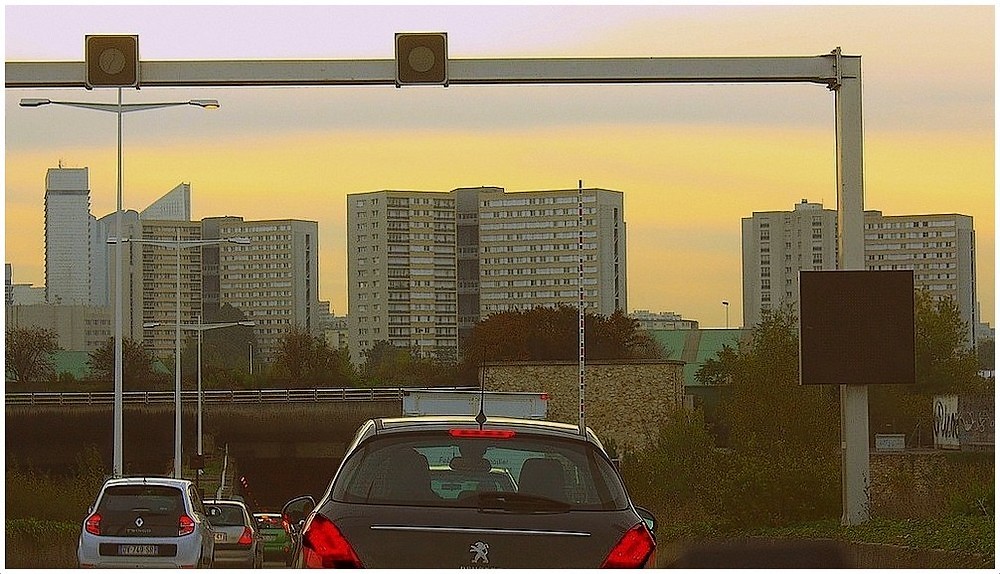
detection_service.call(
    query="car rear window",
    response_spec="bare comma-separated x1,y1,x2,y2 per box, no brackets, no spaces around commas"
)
98,485,184,514
331,431,628,510
207,504,246,527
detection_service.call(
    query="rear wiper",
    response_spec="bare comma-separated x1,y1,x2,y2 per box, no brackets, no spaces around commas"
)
467,492,571,513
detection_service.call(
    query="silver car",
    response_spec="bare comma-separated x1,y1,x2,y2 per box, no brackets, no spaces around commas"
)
77,476,216,568
282,416,657,568
205,499,263,568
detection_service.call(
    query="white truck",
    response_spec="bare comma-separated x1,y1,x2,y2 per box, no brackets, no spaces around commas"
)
402,389,548,420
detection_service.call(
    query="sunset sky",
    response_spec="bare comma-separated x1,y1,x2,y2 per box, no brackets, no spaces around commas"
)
4,5,994,328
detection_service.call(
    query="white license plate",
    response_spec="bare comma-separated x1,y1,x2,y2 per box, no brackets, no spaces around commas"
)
119,544,157,556
214,532,226,542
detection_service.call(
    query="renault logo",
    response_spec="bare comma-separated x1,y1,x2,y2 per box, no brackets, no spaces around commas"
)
469,541,489,564
135,517,144,528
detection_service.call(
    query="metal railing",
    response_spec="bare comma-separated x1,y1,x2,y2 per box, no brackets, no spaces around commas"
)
5,386,476,407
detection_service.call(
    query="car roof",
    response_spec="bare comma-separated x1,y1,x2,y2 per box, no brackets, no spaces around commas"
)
102,476,192,489
205,499,249,507
369,415,605,447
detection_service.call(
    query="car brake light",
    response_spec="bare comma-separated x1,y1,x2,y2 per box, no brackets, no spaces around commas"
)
449,428,516,439
302,513,363,568
85,513,102,535
178,514,195,536
237,526,254,546
601,523,655,568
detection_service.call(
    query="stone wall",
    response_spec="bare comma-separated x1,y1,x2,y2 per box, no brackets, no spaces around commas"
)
482,359,685,452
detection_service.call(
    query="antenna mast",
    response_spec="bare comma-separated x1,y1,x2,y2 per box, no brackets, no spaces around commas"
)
578,180,586,436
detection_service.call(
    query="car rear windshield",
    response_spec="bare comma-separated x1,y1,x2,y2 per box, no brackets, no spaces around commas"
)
207,504,246,527
330,431,628,510
98,485,184,514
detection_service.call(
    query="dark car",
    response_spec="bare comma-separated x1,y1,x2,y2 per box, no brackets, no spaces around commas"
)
282,416,656,568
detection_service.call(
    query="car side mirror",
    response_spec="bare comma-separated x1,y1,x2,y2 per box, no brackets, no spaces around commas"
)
635,506,657,538
207,506,222,517
282,495,316,526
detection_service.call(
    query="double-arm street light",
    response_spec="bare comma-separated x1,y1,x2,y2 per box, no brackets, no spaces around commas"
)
112,233,249,478
21,95,219,478
144,316,254,487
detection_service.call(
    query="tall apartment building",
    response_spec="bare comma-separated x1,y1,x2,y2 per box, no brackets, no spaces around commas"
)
347,191,458,365
44,167,92,305
347,186,627,365
215,218,321,360
864,210,976,343
741,200,977,338
134,219,205,358
141,183,191,221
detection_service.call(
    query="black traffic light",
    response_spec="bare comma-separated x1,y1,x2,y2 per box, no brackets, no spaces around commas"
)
395,32,448,87
85,35,139,88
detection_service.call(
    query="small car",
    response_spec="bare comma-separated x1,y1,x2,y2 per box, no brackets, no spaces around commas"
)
77,476,216,568
282,416,657,568
204,499,263,568
253,512,297,566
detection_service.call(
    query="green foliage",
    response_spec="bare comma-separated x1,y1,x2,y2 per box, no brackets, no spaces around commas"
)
6,325,61,383
360,340,457,387
6,444,107,523
87,336,170,389
459,306,661,382
5,518,80,568
271,326,357,387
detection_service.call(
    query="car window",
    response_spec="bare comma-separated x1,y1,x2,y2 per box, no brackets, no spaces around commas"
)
98,485,184,514
331,431,628,510
208,504,248,526
189,486,204,515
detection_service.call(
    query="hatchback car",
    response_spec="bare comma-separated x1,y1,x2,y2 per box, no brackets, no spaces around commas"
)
254,512,297,566
77,476,216,568
204,499,263,568
282,416,656,568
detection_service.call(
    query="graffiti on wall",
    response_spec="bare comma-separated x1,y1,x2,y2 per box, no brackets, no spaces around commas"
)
933,394,995,449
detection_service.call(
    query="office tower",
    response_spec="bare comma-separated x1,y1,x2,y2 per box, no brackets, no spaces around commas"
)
741,200,977,340
44,167,92,305
347,191,458,365
141,182,191,221
347,186,627,366
215,218,321,360
864,210,976,344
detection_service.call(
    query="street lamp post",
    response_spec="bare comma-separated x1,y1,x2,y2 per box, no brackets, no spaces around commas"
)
21,95,219,478
115,234,248,478
144,316,253,489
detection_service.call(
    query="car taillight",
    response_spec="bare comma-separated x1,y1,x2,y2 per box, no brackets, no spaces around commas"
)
237,526,254,546
601,523,656,568
302,513,363,568
85,513,102,535
448,428,516,439
178,514,195,536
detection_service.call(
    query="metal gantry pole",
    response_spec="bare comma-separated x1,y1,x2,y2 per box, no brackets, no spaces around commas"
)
174,229,183,479
112,87,124,477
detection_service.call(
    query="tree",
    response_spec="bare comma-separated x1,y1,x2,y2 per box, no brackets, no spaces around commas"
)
459,306,662,382
359,341,455,387
271,327,356,387
6,326,61,383
87,337,169,389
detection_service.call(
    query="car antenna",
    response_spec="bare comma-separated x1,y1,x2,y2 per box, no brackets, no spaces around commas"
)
476,363,487,430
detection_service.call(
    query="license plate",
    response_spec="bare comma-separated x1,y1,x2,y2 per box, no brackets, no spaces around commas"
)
119,544,157,556
215,532,226,542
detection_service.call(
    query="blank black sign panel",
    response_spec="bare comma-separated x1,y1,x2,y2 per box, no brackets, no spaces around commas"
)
799,270,915,386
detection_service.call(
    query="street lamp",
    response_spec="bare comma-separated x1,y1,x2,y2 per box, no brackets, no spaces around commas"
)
144,316,253,487
722,300,730,329
21,95,219,478
113,234,248,478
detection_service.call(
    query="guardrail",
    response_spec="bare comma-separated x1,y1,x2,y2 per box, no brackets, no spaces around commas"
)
5,387,477,407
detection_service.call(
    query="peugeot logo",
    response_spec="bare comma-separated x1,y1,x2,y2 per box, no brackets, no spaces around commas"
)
469,541,489,564
135,517,144,528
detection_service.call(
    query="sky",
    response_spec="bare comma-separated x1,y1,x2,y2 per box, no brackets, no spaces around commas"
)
4,4,995,329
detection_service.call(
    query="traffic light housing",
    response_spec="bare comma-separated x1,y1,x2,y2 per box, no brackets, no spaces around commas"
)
395,32,448,87
86,35,139,88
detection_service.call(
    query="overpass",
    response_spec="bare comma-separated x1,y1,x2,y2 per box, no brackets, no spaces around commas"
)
5,387,471,509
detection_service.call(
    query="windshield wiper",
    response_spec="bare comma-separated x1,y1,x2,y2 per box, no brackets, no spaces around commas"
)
466,491,571,513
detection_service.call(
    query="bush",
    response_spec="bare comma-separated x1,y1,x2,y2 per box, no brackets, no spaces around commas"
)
5,518,80,568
